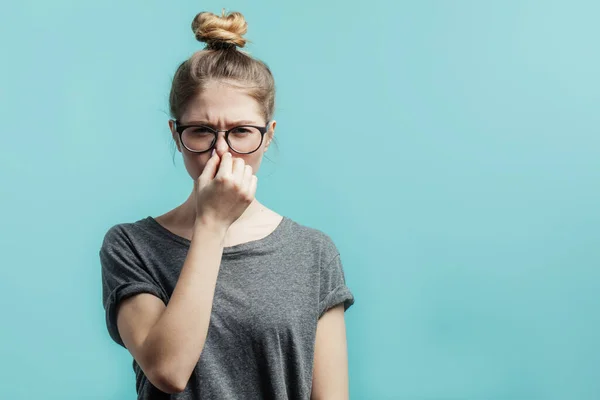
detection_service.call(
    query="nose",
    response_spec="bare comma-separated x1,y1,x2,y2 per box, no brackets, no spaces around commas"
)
213,132,229,156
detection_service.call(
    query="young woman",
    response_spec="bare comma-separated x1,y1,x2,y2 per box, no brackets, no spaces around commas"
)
100,10,355,399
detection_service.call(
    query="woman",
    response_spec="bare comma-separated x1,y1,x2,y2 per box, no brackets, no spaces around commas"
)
100,9,355,400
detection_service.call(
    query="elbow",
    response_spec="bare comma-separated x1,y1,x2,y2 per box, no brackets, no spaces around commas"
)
139,333,205,394
147,365,189,394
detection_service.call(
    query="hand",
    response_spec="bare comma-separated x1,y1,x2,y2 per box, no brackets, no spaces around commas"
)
193,150,258,230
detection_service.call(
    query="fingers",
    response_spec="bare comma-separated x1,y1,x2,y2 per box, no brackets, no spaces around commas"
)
248,174,258,199
200,149,221,182
232,157,246,184
212,152,256,200
215,151,233,180
242,164,254,192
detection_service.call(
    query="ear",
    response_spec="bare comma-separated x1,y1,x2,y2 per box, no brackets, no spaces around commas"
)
264,120,276,152
168,119,182,153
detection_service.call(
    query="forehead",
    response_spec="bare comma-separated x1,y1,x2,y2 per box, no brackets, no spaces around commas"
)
181,80,263,124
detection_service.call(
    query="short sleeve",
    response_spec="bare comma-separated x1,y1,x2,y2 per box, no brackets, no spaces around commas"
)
318,251,355,319
99,225,168,348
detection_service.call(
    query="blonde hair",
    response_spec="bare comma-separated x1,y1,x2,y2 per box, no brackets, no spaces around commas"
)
169,9,276,123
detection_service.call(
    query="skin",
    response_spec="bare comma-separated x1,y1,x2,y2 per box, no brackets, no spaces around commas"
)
122,79,350,397
162,79,281,245
312,304,350,400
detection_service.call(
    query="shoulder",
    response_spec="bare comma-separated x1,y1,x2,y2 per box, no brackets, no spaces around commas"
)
284,216,340,263
99,217,149,253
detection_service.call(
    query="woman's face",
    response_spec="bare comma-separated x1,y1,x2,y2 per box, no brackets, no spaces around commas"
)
169,80,276,181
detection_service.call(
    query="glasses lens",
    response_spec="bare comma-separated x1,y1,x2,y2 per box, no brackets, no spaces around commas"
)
228,126,263,153
181,126,215,152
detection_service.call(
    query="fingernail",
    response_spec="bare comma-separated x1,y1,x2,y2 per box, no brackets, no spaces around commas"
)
211,149,216,157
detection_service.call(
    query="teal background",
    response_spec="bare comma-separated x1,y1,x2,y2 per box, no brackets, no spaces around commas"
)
1,0,599,399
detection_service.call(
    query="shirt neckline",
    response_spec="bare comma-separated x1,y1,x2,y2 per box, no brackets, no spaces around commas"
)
142,214,290,255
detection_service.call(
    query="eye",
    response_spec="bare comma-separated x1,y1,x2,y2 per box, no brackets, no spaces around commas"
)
231,127,253,134
187,126,214,135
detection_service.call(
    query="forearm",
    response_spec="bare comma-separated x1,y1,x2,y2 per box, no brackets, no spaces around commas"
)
142,219,227,390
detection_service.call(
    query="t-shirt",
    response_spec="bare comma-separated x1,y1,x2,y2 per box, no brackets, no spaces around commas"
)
99,214,355,400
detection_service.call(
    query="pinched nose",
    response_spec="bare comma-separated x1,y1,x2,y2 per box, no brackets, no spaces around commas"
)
213,133,230,156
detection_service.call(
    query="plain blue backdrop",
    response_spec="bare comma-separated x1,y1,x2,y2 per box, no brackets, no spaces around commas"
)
1,0,599,399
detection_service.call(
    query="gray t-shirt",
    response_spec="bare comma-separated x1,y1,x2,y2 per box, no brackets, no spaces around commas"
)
99,215,355,400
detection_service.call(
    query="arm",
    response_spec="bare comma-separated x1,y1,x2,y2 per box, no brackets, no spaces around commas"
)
116,220,227,393
311,304,350,400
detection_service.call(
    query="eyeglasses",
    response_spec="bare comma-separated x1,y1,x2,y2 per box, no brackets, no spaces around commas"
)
173,120,269,154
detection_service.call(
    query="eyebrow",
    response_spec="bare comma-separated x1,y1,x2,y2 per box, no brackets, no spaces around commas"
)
183,120,262,126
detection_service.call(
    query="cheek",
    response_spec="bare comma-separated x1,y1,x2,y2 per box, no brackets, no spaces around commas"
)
182,152,210,179
241,154,261,172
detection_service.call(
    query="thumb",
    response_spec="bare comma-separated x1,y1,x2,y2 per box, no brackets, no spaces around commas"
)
200,148,220,180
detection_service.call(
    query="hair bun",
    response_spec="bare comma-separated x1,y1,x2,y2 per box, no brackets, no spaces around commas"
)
191,9,248,50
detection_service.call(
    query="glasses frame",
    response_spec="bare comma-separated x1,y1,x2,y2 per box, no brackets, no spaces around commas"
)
173,120,270,155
